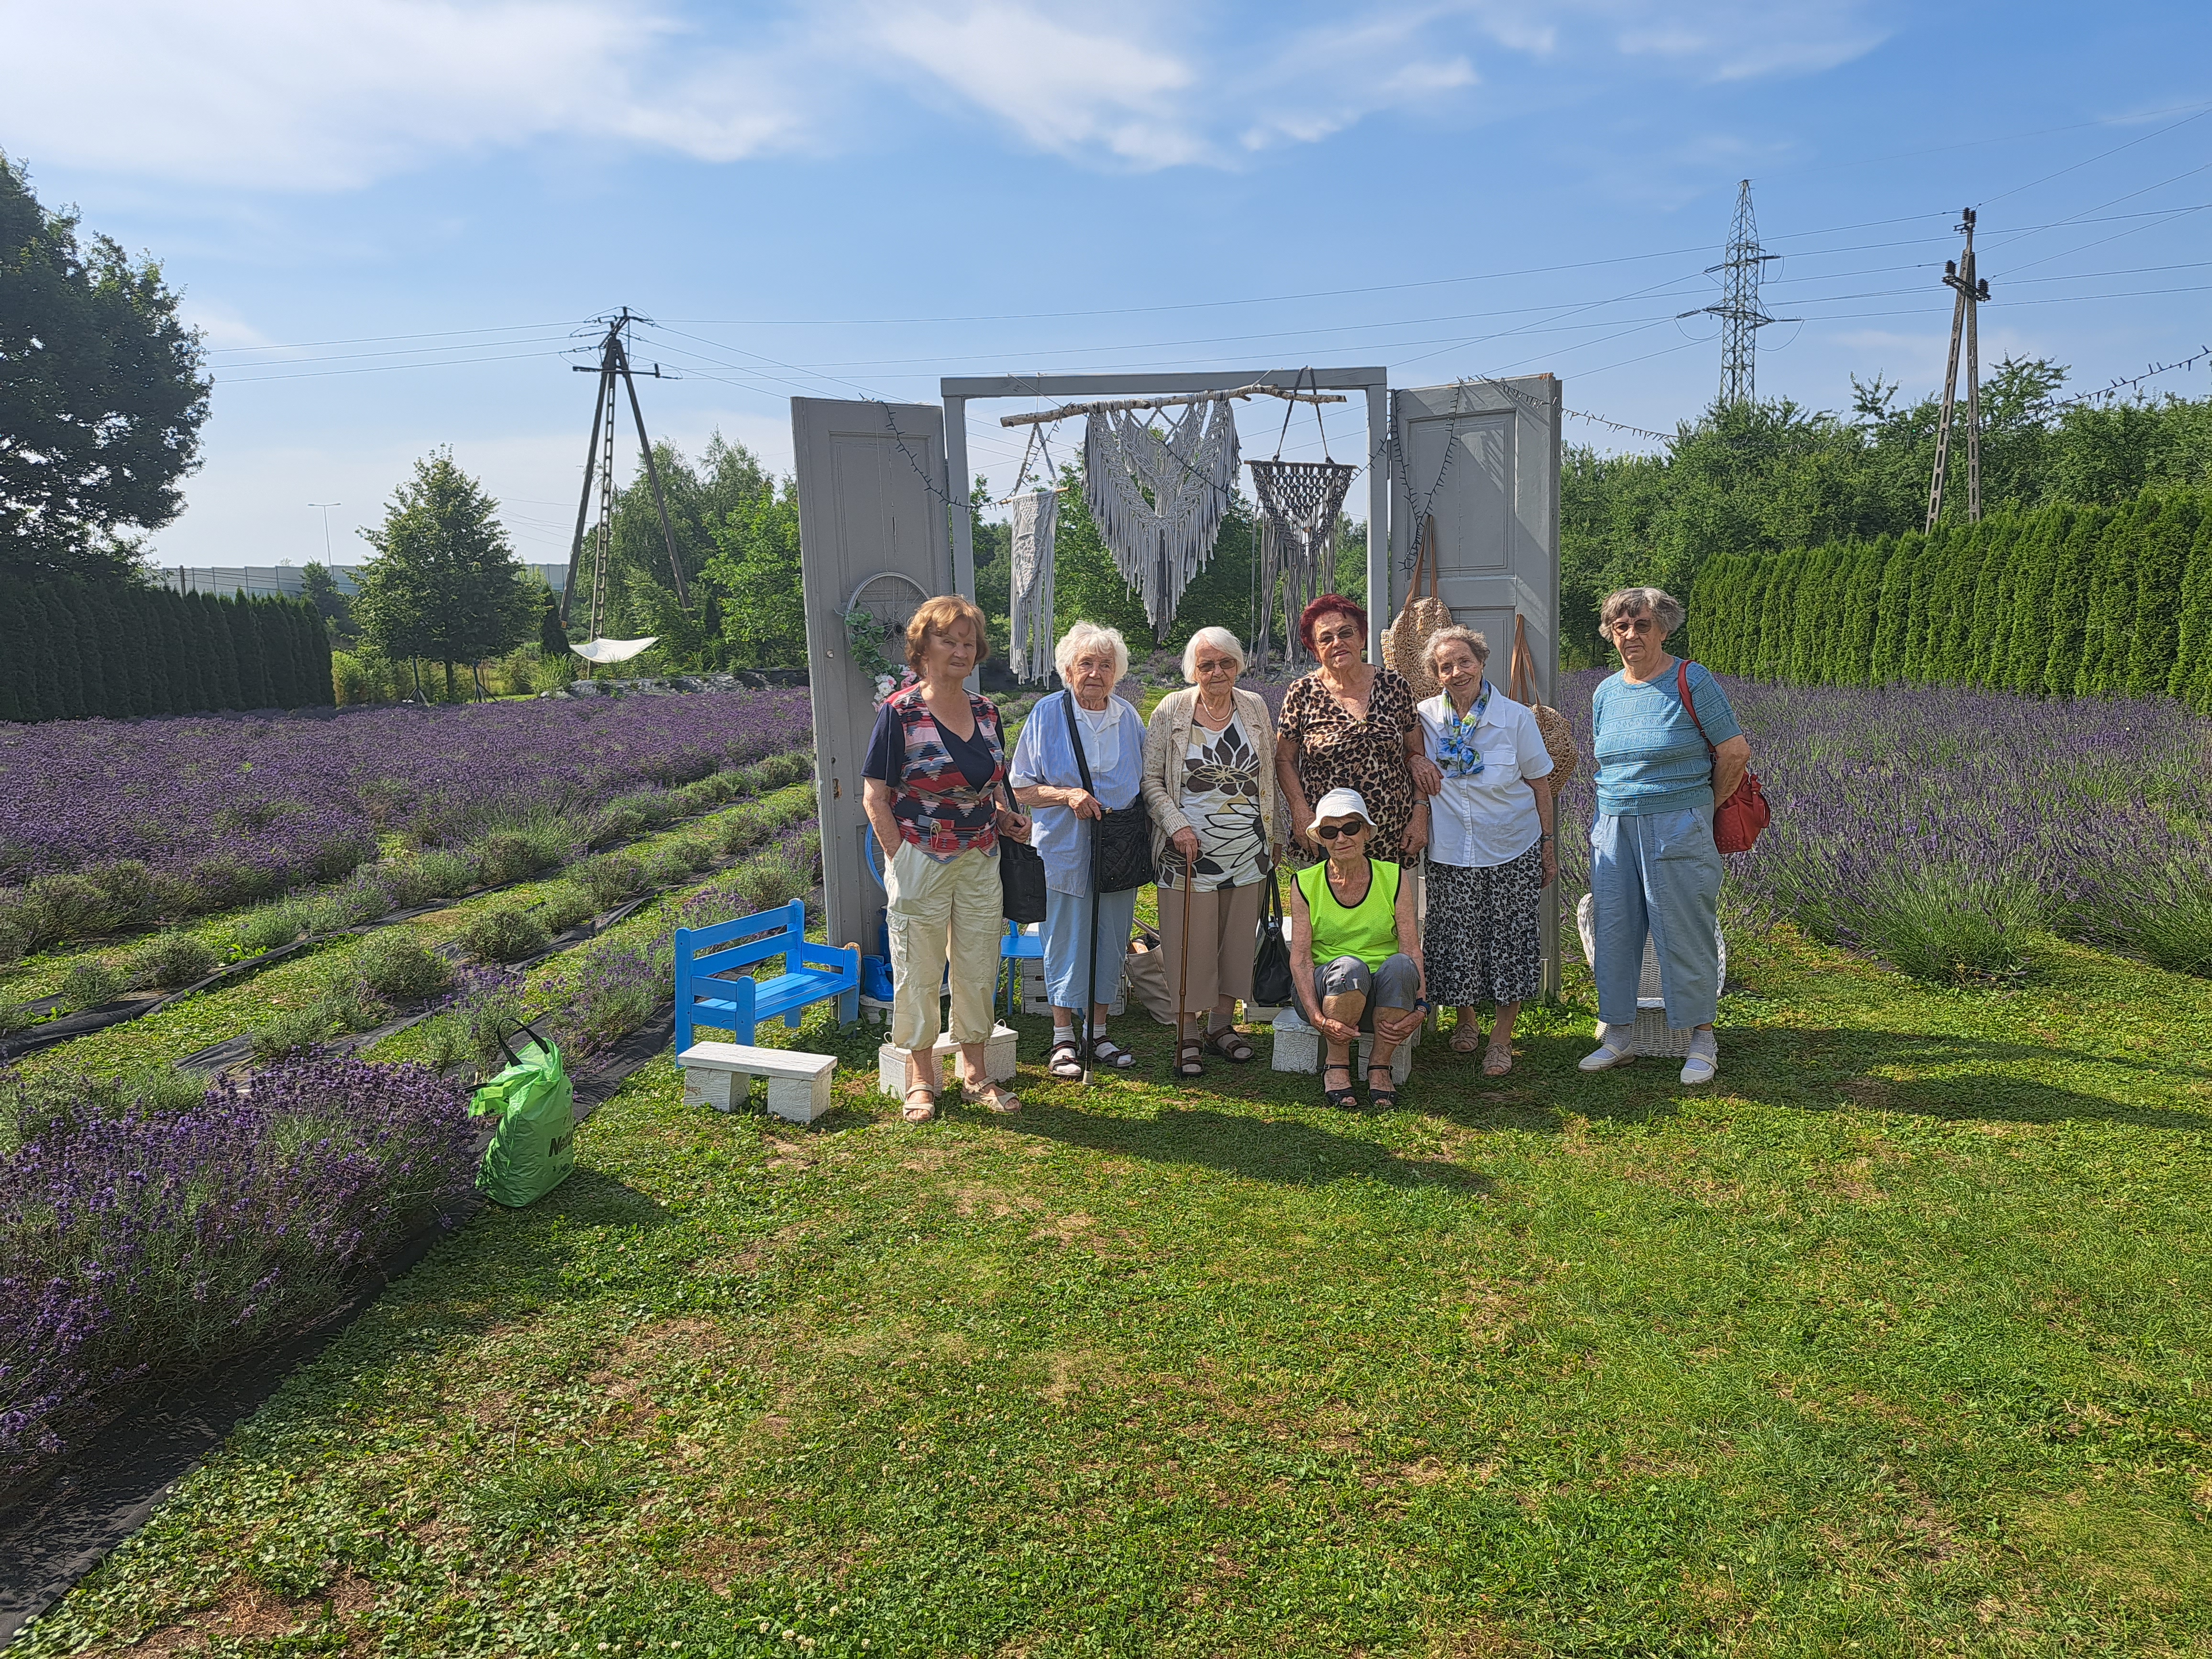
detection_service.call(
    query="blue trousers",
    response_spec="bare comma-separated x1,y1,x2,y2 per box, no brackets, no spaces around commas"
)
1590,807,1723,1029
1042,885,1138,1011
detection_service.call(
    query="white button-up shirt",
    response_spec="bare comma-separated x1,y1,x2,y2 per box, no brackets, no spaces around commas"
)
1416,689,1555,869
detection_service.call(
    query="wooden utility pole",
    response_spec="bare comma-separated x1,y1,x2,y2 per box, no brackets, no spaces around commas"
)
562,308,690,634
1926,208,1992,531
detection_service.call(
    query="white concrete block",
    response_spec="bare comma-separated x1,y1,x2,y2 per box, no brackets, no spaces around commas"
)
1269,1007,1416,1082
877,1024,1019,1096
1021,960,1123,1018
683,1065,744,1113
765,1065,835,1124
858,995,894,1026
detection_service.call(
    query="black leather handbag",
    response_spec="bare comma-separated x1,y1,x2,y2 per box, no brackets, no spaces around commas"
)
1251,873,1294,1008
1062,693,1154,894
998,780,1048,924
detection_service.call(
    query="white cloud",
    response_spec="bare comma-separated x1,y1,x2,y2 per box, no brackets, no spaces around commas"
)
1,0,1889,189
1,0,818,190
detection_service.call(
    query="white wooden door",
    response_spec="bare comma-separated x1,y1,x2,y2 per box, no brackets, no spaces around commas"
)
791,398,954,959
1388,375,1564,990
1388,376,1562,705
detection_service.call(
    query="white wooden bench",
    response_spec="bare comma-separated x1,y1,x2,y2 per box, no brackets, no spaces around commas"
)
678,1041,836,1124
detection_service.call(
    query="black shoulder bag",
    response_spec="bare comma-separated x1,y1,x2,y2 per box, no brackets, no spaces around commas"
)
1250,873,1294,1008
998,776,1048,923
1063,693,1155,894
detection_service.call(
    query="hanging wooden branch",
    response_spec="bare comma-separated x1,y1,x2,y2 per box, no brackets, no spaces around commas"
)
1001,383,1345,428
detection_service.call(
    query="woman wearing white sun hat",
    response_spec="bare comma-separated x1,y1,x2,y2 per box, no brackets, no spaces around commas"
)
1286,786,1425,1111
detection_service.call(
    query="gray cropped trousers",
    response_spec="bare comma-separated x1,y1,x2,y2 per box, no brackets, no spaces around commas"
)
1314,952,1421,1030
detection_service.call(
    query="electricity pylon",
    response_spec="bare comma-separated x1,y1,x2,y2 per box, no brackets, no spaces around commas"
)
1926,209,1992,530
1688,180,1791,407
562,308,689,636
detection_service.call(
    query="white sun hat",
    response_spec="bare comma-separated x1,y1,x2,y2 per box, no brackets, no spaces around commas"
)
1308,787,1373,834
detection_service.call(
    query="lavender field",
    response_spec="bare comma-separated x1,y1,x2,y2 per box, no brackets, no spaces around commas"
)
0,691,813,950
1555,668,2212,980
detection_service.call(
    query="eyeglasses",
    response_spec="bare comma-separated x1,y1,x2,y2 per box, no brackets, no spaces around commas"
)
1314,821,1368,840
1609,618,1660,636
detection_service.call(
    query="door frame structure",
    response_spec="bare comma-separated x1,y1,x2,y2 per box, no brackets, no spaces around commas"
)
940,369,1393,661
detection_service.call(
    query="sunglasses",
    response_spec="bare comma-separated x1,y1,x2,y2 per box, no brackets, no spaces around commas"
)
1314,821,1369,840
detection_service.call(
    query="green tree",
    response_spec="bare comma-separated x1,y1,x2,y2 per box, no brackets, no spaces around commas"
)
0,155,210,584
699,471,807,669
299,561,354,641
354,450,535,698
596,434,772,661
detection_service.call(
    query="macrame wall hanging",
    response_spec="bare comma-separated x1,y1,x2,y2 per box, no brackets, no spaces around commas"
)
1248,458,1354,675
1006,487,1058,685
1084,398,1240,641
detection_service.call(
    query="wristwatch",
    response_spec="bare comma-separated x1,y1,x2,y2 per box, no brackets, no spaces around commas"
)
1539,832,1554,842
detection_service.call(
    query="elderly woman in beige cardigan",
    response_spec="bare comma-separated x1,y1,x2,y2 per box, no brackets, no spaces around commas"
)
1141,626,1288,1080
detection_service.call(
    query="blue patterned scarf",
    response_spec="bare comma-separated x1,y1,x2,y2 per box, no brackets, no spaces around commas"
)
1436,680,1494,778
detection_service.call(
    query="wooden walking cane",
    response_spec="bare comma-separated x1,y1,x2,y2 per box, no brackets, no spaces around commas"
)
1172,855,1194,1078
1083,816,1101,1086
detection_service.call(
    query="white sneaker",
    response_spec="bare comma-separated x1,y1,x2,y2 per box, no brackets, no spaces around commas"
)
1680,1030,1718,1085
1578,1024,1638,1071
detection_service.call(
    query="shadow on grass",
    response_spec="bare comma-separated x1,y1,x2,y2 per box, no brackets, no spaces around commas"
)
1732,1027,2212,1128
1004,1102,1493,1194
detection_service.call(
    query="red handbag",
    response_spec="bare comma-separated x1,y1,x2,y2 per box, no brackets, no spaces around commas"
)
1676,660,1769,854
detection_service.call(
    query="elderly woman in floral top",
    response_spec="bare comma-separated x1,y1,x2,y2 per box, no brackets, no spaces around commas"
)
1141,626,1286,1079
861,594,1030,1124
1275,594,1441,865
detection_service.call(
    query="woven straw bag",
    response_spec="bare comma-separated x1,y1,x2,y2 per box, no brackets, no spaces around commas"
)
1509,613,1578,797
1381,517,1451,701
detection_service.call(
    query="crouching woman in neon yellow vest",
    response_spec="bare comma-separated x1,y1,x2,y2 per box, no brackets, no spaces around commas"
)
1287,787,1426,1110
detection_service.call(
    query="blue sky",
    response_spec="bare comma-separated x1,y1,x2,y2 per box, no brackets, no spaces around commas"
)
7,0,2211,570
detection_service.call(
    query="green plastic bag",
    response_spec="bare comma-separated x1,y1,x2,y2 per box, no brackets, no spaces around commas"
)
470,1028,575,1207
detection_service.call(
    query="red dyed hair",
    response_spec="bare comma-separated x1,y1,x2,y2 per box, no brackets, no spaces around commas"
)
1297,594,1368,653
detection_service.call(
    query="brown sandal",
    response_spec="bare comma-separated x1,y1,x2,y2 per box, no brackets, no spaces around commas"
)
1450,1024,1483,1054
1482,1044,1514,1077
1203,1026,1254,1063
1174,1038,1206,1080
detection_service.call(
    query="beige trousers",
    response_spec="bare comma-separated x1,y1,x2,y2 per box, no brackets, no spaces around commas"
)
885,840,1002,1053
1156,879,1263,1014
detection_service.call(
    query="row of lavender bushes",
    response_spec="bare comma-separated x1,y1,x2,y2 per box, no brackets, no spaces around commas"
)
1,703,817,965
0,690,814,960
0,817,825,1471
0,1056,477,1468
1551,669,2212,981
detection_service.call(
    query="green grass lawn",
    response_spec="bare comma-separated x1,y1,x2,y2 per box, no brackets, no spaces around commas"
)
20,919,2212,1658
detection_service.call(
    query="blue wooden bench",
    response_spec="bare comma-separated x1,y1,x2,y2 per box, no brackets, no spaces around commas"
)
674,900,859,1051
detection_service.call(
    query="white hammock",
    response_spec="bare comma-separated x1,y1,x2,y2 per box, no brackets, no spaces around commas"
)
1006,489,1058,685
571,636,659,664
1084,398,1240,641
1248,459,1354,675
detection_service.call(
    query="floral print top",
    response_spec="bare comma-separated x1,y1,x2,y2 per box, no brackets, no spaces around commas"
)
1278,665,1421,862
1158,716,1270,891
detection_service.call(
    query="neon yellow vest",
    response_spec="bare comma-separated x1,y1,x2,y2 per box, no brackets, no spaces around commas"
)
1296,858,1401,970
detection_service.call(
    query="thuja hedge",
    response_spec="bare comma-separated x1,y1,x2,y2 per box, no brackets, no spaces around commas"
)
1688,484,2212,706
0,576,333,723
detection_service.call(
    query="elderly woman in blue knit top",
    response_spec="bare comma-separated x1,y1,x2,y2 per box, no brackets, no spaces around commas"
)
1580,586,1750,1086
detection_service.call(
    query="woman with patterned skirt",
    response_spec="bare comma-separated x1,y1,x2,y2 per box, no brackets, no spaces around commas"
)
1414,625,1557,1077
1141,626,1286,1080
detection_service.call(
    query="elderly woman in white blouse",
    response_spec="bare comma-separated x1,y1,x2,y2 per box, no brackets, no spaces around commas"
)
1416,625,1556,1076
1141,626,1285,1080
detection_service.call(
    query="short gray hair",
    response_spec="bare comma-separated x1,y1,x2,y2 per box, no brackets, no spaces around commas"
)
1180,626,1246,682
1054,620,1129,685
1424,624,1489,674
1600,586,1686,636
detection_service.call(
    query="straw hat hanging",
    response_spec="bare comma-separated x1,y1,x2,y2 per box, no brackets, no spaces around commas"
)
1509,613,1577,797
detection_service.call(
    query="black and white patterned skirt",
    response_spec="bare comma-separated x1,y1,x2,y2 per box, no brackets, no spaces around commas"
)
1424,841,1545,1006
